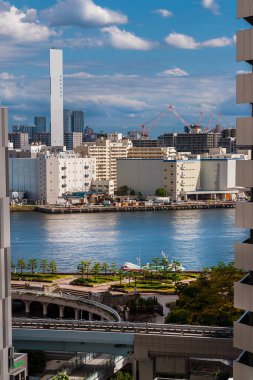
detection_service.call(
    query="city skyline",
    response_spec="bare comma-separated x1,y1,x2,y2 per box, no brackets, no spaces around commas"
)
0,0,249,136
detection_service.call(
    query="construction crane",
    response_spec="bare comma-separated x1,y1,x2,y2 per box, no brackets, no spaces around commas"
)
138,104,197,139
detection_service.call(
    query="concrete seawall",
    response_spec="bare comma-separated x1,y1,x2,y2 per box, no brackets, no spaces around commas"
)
34,201,236,214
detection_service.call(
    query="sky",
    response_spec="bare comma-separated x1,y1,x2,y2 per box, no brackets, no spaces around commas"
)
0,0,250,136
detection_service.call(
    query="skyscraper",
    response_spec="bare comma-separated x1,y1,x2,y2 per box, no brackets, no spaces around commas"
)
234,1,253,378
63,109,72,133
0,107,12,379
34,116,47,133
50,48,63,146
71,110,84,133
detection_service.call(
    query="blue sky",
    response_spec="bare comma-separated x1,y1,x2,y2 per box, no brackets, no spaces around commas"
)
0,0,249,135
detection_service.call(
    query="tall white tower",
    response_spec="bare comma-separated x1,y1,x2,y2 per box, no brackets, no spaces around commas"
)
0,107,12,379
50,48,63,146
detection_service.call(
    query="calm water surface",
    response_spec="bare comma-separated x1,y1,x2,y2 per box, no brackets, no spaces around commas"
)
10,209,247,271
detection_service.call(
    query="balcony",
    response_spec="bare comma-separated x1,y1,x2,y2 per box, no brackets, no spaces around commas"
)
236,160,253,187
237,29,253,63
235,241,253,271
234,274,253,312
237,0,253,24
61,166,66,170
236,73,253,104
62,184,67,188
234,313,253,352
235,201,253,229
237,117,253,145
234,351,253,379
61,175,66,179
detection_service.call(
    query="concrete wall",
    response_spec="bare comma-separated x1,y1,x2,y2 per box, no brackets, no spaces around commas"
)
0,107,12,380
117,159,163,196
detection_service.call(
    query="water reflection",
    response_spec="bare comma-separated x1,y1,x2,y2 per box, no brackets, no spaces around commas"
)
10,209,247,271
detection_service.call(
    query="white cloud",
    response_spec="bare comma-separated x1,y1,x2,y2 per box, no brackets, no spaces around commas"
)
102,26,154,50
201,37,232,47
202,0,220,15
159,68,189,77
42,0,127,27
0,2,56,42
165,33,199,49
64,72,95,79
153,9,173,18
0,72,15,80
165,32,233,49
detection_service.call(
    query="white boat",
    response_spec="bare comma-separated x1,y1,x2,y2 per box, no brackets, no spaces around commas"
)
122,252,185,272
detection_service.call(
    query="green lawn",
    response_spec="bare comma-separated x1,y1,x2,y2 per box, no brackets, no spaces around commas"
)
11,273,73,282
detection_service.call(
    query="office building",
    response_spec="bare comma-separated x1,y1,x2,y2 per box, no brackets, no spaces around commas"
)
8,132,29,149
0,107,12,379
233,2,253,378
71,110,84,133
63,109,72,133
34,116,47,133
33,132,51,146
50,48,63,146
158,132,221,154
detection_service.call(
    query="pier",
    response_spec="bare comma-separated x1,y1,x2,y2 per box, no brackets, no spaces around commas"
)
34,201,236,214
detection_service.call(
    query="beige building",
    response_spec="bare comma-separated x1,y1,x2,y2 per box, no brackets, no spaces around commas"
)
91,179,115,196
234,2,253,379
117,156,243,200
128,146,176,159
163,159,201,200
82,137,131,188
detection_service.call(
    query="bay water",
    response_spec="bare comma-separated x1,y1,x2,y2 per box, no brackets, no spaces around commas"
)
10,209,247,272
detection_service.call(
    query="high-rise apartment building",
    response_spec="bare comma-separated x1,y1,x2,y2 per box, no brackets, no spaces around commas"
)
50,48,63,146
34,116,47,133
0,107,12,379
234,1,253,378
82,138,131,187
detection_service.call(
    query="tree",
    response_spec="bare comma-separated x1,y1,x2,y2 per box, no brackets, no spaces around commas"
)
27,258,38,274
101,262,109,276
77,260,87,279
110,262,118,275
165,262,244,326
52,372,70,380
40,259,48,274
152,257,160,272
17,259,26,274
115,185,130,196
117,270,125,285
155,188,167,197
48,260,58,275
110,370,134,380
92,261,101,279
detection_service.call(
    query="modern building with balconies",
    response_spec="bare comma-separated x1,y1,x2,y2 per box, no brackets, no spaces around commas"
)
234,1,253,378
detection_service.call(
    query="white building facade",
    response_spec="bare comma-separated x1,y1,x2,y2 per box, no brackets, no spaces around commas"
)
50,48,63,147
9,153,96,204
